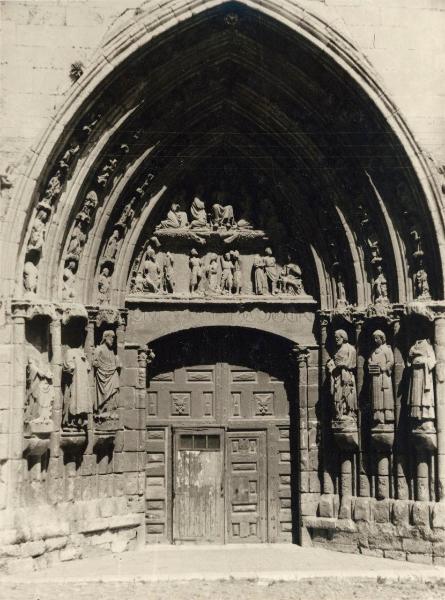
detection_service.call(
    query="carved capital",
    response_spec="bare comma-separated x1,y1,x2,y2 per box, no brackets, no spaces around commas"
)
88,306,127,327
290,344,310,367
137,345,155,367
11,299,60,321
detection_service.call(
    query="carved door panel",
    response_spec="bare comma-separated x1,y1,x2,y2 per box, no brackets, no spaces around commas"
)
148,365,217,420
173,430,224,543
229,365,288,420
226,431,267,542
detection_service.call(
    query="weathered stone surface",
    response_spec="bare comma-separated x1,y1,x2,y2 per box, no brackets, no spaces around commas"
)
432,503,445,529
412,502,431,528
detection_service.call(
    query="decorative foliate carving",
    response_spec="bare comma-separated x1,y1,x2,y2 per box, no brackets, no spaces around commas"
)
92,330,121,425
25,352,54,429
368,330,395,426
62,347,92,430
326,329,357,423
407,338,436,429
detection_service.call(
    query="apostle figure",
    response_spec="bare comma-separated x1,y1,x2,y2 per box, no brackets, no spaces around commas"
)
368,330,394,425
190,193,208,228
326,329,357,421
189,248,203,294
66,221,87,258
27,206,50,252
220,252,234,294
25,353,54,424
253,254,268,295
62,347,92,429
92,330,121,419
407,337,436,426
264,247,278,294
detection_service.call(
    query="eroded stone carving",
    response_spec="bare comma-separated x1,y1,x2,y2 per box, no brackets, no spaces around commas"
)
372,264,390,305
23,261,38,296
62,347,92,430
27,202,51,253
62,260,77,301
97,266,111,305
368,330,394,425
189,248,204,294
407,338,436,428
190,195,208,229
25,352,54,428
413,257,431,301
103,228,121,261
92,330,121,425
278,259,305,295
253,247,277,295
162,252,175,293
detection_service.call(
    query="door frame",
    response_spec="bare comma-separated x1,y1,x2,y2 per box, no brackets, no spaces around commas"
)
172,427,225,544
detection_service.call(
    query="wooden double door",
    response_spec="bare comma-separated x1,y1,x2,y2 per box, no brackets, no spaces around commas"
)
173,428,267,543
145,335,294,544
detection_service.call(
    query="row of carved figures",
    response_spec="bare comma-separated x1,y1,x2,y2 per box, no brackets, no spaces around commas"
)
26,331,121,433
130,246,306,296
327,329,436,439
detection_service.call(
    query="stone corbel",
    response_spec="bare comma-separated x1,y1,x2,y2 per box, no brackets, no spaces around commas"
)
61,303,89,325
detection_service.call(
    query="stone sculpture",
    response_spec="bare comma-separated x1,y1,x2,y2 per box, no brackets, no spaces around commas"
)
264,247,278,294
92,330,121,422
66,221,87,258
25,353,54,425
253,254,268,295
212,202,235,228
407,338,436,428
78,191,98,223
368,330,394,425
142,246,161,292
62,260,77,301
232,250,242,294
27,204,51,252
23,261,38,295
116,199,135,231
206,253,220,294
326,329,357,422
62,347,92,429
189,248,204,294
414,258,431,301
162,252,175,293
97,266,111,304
103,229,121,261
278,260,305,295
220,252,234,294
372,265,389,305
190,195,208,228
157,202,189,229
335,271,348,309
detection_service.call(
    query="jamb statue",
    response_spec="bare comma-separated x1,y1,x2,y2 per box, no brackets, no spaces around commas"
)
326,329,357,422
368,330,394,425
92,330,121,424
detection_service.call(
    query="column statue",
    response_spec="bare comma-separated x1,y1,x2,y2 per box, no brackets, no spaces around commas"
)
407,338,436,429
326,329,357,422
368,330,394,425
62,347,92,429
92,330,121,423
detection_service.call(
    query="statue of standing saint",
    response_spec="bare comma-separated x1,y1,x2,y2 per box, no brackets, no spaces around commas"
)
92,330,121,422
326,329,357,422
368,330,394,425
407,338,436,429
62,347,92,429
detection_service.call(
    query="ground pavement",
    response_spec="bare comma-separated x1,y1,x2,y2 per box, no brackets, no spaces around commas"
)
1,544,445,599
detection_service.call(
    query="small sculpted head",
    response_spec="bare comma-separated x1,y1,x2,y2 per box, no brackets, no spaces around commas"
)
102,330,115,348
334,329,348,347
373,330,386,347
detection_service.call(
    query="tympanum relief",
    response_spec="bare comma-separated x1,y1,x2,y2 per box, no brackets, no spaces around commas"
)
129,192,311,300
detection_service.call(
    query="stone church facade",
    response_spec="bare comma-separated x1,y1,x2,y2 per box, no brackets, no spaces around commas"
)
1,0,445,571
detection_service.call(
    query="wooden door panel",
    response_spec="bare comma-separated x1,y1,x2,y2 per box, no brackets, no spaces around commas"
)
173,431,224,543
226,431,266,543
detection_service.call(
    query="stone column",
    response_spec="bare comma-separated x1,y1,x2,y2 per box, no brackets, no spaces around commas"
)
434,312,445,501
319,314,335,495
49,315,62,455
355,315,370,497
392,316,409,500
